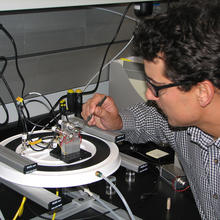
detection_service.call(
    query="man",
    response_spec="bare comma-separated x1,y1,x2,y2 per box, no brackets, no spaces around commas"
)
81,0,220,219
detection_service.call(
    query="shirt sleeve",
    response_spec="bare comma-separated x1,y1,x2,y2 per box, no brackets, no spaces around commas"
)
119,101,171,144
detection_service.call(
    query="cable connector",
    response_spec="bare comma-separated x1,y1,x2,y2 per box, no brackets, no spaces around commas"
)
172,176,190,192
16,96,23,103
21,133,28,150
95,171,103,178
82,187,93,197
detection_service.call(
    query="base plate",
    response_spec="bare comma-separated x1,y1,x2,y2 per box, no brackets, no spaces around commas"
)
50,147,91,164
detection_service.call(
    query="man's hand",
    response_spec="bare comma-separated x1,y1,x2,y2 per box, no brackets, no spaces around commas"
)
81,93,123,130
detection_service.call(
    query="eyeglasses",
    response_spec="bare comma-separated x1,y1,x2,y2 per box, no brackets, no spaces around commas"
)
145,75,183,98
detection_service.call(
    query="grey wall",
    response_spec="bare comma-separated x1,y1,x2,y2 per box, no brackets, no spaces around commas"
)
0,5,136,103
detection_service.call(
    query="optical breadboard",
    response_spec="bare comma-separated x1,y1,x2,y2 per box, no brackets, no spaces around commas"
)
0,130,120,188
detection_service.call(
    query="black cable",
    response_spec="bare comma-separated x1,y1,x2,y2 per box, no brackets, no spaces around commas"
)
1,74,28,133
24,93,55,113
17,100,29,133
50,94,67,115
28,110,61,132
42,111,61,130
23,94,59,129
0,56,28,132
0,24,59,126
83,3,133,95
27,134,56,152
22,101,31,119
0,56,9,125
0,24,26,98
46,4,133,113
28,143,50,152
26,118,45,128
0,56,7,78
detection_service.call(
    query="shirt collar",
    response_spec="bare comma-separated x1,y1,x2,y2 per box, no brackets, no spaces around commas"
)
187,126,220,149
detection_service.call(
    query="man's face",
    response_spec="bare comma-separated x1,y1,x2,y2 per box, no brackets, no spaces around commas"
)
144,59,201,127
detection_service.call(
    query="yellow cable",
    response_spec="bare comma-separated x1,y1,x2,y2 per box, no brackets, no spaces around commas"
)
13,197,27,220
52,211,56,220
120,58,132,62
56,189,59,196
52,189,59,220
28,138,42,146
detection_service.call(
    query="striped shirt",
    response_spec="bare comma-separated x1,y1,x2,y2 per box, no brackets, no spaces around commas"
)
120,101,220,220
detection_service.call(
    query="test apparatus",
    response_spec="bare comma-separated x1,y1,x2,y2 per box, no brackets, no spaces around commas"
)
0,1,170,218
0,114,143,220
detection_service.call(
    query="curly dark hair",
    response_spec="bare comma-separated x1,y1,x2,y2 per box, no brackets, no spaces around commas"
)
133,0,220,91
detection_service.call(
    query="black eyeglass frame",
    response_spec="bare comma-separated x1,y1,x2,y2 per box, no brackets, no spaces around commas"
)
145,75,183,97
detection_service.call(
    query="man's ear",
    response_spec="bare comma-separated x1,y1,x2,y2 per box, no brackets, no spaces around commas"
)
196,80,214,107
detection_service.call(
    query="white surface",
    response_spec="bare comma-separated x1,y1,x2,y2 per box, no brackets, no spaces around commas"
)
146,149,169,159
0,130,121,188
0,0,153,11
